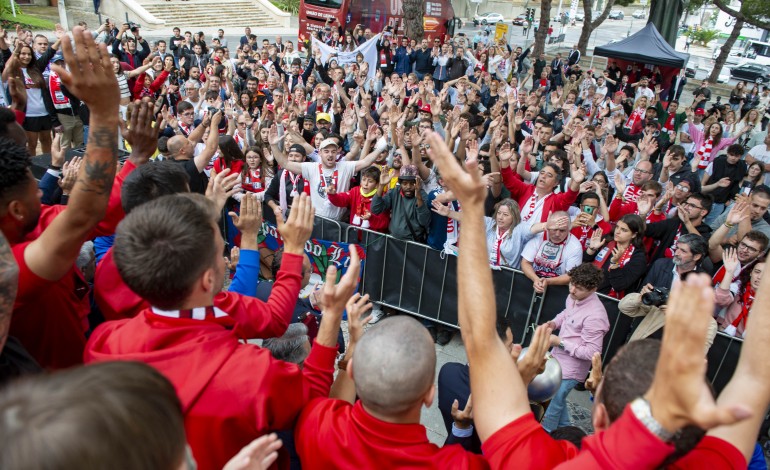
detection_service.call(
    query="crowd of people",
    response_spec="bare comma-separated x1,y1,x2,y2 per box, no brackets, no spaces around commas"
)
0,17,768,469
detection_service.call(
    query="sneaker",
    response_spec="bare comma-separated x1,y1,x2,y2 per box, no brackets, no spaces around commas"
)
436,328,454,346
574,382,586,391
368,307,386,324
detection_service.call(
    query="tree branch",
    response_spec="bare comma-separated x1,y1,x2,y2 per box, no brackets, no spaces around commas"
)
589,0,617,29
711,0,770,32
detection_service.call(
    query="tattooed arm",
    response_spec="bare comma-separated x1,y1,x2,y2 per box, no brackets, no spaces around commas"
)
24,27,121,281
0,231,18,355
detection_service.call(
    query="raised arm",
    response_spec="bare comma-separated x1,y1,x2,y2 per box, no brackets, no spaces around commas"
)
193,112,222,172
425,131,534,441
268,125,301,175
24,27,120,281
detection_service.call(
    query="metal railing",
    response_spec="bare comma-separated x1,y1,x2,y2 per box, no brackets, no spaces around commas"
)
311,215,743,393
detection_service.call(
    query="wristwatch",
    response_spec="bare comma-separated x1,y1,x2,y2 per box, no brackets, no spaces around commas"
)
557,341,565,350
630,397,676,442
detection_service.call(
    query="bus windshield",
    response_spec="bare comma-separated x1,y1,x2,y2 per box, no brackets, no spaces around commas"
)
304,0,343,9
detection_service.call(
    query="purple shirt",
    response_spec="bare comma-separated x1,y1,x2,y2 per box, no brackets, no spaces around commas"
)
551,292,610,380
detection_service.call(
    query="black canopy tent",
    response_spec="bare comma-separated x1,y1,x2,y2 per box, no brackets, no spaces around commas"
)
593,23,690,69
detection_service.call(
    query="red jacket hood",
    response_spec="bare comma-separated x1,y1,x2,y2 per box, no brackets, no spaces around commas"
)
85,312,239,411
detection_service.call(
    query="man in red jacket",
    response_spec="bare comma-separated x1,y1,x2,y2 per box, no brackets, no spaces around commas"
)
85,193,346,470
498,143,585,223
0,28,139,369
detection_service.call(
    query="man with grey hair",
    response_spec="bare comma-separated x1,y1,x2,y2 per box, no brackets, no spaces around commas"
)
619,233,717,349
262,323,310,366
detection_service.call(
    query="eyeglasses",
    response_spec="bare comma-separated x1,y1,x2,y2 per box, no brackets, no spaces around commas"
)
681,201,703,210
237,122,247,127
738,242,760,253
675,184,690,192
633,167,653,175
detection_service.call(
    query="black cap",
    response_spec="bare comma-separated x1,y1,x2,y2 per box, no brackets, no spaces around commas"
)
289,144,307,156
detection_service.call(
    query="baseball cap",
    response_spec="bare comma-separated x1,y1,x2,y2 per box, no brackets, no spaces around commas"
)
399,164,419,180
419,104,432,114
289,143,307,156
319,138,339,149
303,114,315,122
265,104,275,112
694,108,705,115
316,112,331,123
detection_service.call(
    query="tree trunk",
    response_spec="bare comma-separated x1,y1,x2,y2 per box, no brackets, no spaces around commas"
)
533,0,553,57
708,16,743,83
577,0,615,54
402,0,425,41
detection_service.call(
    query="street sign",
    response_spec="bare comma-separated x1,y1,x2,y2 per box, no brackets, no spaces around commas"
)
495,22,509,41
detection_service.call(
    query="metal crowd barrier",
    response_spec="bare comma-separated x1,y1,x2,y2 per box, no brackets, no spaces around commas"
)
310,216,743,393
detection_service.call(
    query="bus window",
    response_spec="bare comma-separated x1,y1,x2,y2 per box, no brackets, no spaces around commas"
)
305,0,343,8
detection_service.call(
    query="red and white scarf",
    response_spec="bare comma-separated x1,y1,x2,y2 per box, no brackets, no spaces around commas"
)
593,241,635,298
243,168,263,193
624,107,645,130
695,137,714,170
48,70,70,109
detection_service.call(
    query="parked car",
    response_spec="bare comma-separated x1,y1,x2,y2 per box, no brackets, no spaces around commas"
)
608,10,625,20
574,12,585,22
473,12,505,25
632,9,646,18
512,15,527,25
685,66,696,78
716,68,730,83
729,63,770,84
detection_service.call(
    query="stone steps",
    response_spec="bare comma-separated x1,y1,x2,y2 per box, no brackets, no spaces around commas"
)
140,1,281,29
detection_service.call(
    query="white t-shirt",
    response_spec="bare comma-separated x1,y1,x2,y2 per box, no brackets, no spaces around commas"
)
22,68,47,117
521,233,583,278
300,161,358,220
748,144,770,186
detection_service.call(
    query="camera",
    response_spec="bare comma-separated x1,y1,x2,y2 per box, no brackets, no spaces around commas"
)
208,106,223,116
124,21,141,30
641,287,670,307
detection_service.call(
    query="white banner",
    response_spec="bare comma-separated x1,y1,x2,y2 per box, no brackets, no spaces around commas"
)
311,33,382,79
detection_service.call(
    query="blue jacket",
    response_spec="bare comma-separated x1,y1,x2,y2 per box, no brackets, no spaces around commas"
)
393,46,415,75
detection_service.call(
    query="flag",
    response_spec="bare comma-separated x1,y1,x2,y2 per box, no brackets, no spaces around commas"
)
311,33,381,79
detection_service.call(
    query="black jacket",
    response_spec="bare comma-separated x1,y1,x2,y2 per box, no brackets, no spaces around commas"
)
645,217,712,263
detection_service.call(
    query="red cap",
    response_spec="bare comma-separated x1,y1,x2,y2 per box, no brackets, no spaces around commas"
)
265,104,275,112
419,104,432,113
694,108,705,115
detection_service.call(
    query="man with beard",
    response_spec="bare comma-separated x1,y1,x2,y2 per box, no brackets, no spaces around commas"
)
371,165,431,242
619,233,717,349
645,192,713,263
271,129,379,221
521,211,584,293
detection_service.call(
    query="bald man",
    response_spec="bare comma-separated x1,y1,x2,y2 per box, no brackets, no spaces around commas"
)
294,315,489,469
168,111,221,194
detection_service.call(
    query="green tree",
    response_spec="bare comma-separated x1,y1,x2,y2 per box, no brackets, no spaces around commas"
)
576,0,634,55
708,0,770,83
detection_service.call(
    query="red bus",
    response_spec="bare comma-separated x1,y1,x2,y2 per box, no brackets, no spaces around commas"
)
298,0,460,45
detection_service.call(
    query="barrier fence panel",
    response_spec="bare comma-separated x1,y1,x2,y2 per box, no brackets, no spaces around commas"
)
706,333,742,394
316,217,743,395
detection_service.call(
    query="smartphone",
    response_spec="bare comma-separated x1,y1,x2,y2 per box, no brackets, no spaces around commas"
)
741,181,754,196
583,205,596,215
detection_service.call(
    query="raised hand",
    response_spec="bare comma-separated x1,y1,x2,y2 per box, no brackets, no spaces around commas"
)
229,193,263,236
726,199,749,225
125,100,158,165
644,274,752,432
58,156,82,195
321,246,361,317
346,293,373,345
426,132,486,206
588,227,605,251
465,138,479,162
513,323,553,385
431,199,451,217
274,194,314,255
614,172,626,196
205,169,240,212
722,247,740,274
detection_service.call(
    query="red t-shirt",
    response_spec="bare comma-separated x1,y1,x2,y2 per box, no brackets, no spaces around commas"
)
9,161,135,369
295,399,490,469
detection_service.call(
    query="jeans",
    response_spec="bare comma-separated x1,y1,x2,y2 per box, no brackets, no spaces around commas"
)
705,202,726,226
541,378,579,432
